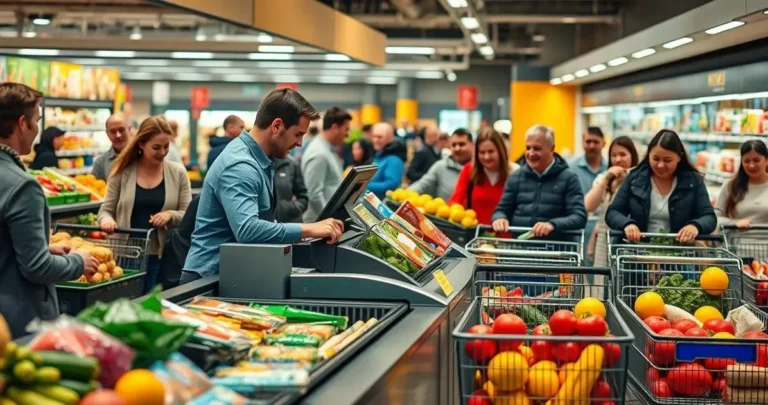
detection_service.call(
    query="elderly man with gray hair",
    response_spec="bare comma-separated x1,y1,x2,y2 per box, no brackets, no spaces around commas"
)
492,124,587,237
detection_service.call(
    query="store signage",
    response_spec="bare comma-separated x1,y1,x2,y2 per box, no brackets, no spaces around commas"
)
276,83,298,91
457,85,478,110
433,269,454,297
191,86,210,109
707,71,726,88
152,82,170,106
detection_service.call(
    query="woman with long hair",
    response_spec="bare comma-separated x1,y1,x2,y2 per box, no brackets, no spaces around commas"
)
30,127,65,169
98,116,191,291
606,129,716,243
715,140,768,228
448,128,519,225
585,136,639,268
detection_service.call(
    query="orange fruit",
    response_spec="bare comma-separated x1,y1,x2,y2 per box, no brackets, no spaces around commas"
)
115,369,165,405
450,209,465,223
465,209,477,220
437,205,451,219
700,267,729,296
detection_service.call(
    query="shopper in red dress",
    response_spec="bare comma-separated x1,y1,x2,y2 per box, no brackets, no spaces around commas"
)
449,129,519,225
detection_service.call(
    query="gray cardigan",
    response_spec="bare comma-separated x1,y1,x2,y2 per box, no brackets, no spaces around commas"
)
0,150,84,338
301,136,343,222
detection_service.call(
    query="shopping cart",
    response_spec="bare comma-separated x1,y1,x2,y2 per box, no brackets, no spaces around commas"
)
52,223,154,314
721,224,768,312
616,252,768,405
466,225,584,267
472,264,612,301
608,231,740,297
454,266,634,405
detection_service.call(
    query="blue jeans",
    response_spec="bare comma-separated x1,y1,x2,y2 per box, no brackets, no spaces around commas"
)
144,255,161,293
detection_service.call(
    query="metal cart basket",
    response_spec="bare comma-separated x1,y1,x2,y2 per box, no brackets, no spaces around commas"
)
722,224,768,311
52,223,154,314
454,266,634,405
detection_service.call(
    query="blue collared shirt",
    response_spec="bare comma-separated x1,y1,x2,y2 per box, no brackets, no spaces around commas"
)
184,131,303,276
569,155,607,194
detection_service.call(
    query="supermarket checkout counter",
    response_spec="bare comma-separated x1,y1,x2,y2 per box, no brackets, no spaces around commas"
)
213,166,474,404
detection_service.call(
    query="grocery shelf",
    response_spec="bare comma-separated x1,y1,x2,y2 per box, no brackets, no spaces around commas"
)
49,201,102,219
43,98,114,110
622,131,768,143
57,126,106,132
56,148,101,157
704,170,735,185
58,167,93,175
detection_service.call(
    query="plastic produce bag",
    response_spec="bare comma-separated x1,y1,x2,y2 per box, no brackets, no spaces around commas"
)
727,305,765,337
27,315,135,388
77,290,196,368
150,352,249,404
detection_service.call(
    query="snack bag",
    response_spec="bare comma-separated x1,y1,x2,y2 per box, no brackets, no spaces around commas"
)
186,298,286,331
362,191,394,219
395,201,452,250
27,315,135,388
150,352,249,404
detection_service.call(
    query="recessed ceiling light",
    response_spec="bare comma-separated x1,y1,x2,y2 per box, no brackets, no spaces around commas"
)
479,46,494,56
631,48,656,59
248,53,293,60
705,21,745,35
608,56,629,66
460,17,480,30
193,60,232,67
325,54,351,61
273,75,301,83
18,48,59,56
550,78,562,85
385,46,435,55
256,33,273,43
415,71,443,79
471,33,488,44
532,34,546,42
562,74,575,82
318,76,349,84
256,62,297,69
663,37,693,49
366,77,397,85
589,64,607,73
126,59,170,66
575,69,589,78
32,18,50,26
258,45,294,53
171,52,214,59
95,50,136,58
129,27,142,40
446,71,457,82
446,0,468,7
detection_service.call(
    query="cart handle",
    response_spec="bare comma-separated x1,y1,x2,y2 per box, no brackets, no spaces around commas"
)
475,224,583,238
474,264,611,277
54,223,154,239
608,230,725,243
721,224,768,231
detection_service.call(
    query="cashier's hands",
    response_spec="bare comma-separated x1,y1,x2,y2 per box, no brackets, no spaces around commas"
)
302,218,345,244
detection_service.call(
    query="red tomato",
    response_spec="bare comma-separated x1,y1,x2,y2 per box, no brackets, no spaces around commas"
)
650,380,674,398
685,327,709,337
549,310,577,336
532,324,551,335
530,340,553,362
465,325,498,363
651,329,683,366
577,314,608,336
467,390,493,405
670,319,698,334
757,282,768,306
646,367,661,385
602,334,621,367
591,380,612,399
551,341,581,363
492,314,527,351
703,319,735,335
711,378,726,395
644,316,671,334
758,344,768,368
666,363,712,397
743,331,768,339
703,357,736,372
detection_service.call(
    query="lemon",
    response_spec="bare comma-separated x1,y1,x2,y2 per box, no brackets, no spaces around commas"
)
407,196,422,207
437,205,451,219
450,209,466,223
391,189,404,202
574,297,606,318
433,197,446,206
461,216,477,228
694,306,723,323
451,203,465,213
424,200,439,215
465,209,477,220
700,267,729,296
713,332,735,339
634,291,665,319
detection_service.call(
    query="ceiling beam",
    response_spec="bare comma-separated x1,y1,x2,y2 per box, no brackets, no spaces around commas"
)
351,14,619,28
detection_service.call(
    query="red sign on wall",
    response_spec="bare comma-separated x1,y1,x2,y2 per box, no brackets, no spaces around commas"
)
191,87,210,109
276,83,298,91
457,85,478,110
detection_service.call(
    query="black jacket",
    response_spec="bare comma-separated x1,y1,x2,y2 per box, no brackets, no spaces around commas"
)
605,163,716,234
406,145,440,183
206,136,232,169
31,127,66,170
274,157,308,223
159,195,199,290
492,154,587,232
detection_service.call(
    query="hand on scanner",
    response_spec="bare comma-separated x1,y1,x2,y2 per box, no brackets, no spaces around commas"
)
302,218,345,244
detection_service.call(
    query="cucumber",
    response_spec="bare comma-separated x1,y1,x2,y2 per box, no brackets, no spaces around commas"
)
0,397,19,405
56,379,99,397
515,304,549,326
35,352,99,382
13,360,36,384
32,385,80,405
5,387,65,405
34,367,61,384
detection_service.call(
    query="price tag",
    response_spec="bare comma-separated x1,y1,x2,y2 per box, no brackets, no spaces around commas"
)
433,269,454,296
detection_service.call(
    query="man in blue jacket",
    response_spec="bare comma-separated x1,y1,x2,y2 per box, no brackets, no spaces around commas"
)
368,122,406,198
206,115,244,169
492,124,587,237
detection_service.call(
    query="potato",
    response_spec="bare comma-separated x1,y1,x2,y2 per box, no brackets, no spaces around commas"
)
111,266,123,277
90,273,103,283
92,247,113,263
102,272,111,281
97,263,108,274
80,242,95,249
107,260,116,270
51,231,71,244
76,275,86,283
69,237,85,248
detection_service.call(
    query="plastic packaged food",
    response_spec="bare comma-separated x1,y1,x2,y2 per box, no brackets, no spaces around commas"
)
363,191,394,219
264,333,323,347
254,305,348,329
276,324,337,341
212,369,311,391
384,217,443,257
161,300,254,350
357,226,422,273
251,346,318,362
318,319,378,359
27,315,135,388
186,386,249,405
150,352,213,404
186,298,286,331
395,200,452,250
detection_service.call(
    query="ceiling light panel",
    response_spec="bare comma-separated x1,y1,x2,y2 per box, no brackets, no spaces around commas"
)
460,17,480,30
126,59,170,66
385,47,435,55
258,45,295,53
562,74,575,82
171,52,214,59
589,64,606,73
223,75,259,82
662,37,693,49
248,53,293,60
575,69,589,78
18,49,59,56
415,71,443,79
471,33,488,44
95,50,136,58
705,21,745,35
607,57,628,67
550,78,562,85
631,48,656,59
446,0,468,7
32,18,50,26
176,73,213,81
479,46,494,56
325,54,351,61
193,60,233,67
272,75,301,83
366,77,397,85
318,76,349,84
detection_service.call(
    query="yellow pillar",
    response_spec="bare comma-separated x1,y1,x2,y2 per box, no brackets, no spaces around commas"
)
361,104,382,125
395,99,418,127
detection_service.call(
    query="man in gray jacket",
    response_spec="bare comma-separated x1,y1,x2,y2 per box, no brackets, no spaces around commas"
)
301,107,350,221
0,83,98,337
409,128,474,200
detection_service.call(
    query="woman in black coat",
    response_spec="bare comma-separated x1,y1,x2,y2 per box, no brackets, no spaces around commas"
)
606,129,716,243
31,127,65,170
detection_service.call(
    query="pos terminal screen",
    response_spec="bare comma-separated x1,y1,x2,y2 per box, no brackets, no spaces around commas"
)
315,165,378,223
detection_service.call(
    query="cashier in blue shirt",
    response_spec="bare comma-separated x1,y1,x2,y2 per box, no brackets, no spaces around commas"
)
181,89,344,283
